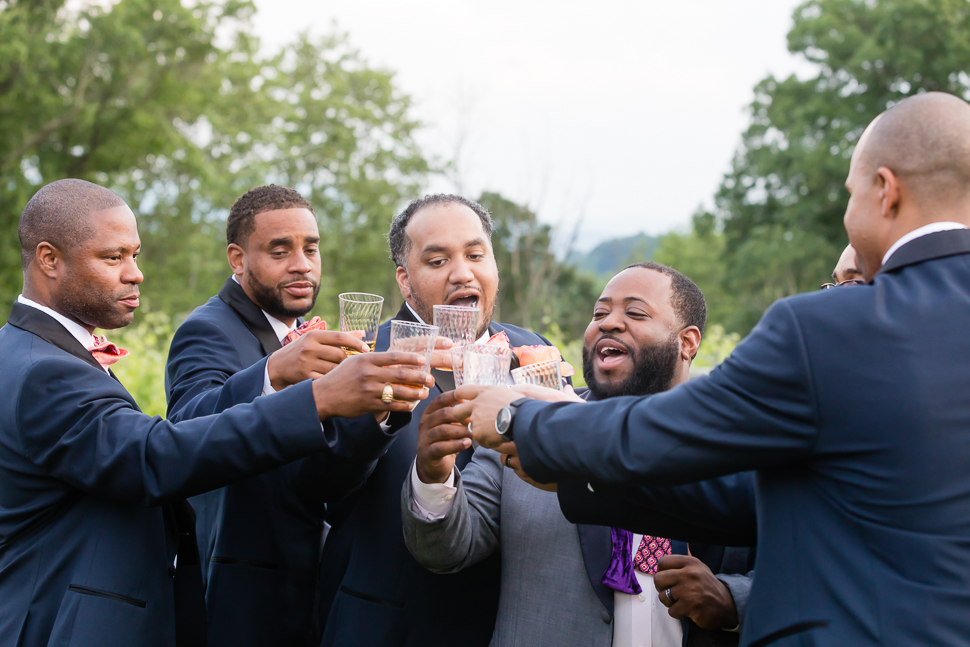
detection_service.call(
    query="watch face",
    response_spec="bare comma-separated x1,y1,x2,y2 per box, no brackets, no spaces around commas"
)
495,407,512,434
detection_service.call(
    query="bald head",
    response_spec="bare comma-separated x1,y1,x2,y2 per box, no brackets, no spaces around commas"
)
859,92,970,206
19,179,126,270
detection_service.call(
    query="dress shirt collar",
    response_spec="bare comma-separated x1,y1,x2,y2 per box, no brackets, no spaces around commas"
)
17,295,96,350
231,274,297,342
405,300,491,344
882,222,968,266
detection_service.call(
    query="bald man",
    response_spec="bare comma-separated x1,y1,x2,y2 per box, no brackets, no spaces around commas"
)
456,91,970,646
823,244,864,288
0,179,432,647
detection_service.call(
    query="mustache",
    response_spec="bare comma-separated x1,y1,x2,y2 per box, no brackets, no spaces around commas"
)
278,276,319,289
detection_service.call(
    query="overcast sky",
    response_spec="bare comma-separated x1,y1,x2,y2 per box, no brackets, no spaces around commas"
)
252,0,809,251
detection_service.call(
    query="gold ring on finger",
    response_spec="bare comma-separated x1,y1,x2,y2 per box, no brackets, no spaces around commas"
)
381,384,395,404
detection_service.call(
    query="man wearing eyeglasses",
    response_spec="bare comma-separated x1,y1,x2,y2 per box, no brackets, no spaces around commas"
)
821,244,865,289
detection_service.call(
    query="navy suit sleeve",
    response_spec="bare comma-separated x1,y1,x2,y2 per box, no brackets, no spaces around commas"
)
166,316,268,421
557,472,758,546
517,300,820,485
17,356,329,506
166,315,408,506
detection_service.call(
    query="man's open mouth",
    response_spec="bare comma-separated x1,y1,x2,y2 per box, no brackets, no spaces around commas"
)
446,291,480,308
595,338,630,369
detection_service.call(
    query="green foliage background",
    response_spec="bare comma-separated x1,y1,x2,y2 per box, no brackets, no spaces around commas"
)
5,0,967,414
656,0,970,334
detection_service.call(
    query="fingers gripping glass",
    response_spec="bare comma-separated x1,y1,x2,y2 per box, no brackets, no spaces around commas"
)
820,279,865,289
338,293,384,355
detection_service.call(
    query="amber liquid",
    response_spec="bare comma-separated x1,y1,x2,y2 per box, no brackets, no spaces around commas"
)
343,340,377,356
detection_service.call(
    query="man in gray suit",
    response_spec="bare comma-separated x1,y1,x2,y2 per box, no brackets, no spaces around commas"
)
401,262,754,647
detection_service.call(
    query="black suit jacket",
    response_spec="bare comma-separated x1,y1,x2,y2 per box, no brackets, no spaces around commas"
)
514,229,970,646
316,302,554,647
165,278,408,647
0,302,331,647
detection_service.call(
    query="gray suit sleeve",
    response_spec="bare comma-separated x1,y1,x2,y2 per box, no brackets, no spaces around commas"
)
401,445,505,574
716,571,754,630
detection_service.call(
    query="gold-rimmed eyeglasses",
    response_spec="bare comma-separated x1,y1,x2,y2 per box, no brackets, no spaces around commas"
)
820,279,865,289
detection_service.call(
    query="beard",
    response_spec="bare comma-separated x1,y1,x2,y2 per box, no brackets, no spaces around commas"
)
246,272,320,320
582,332,681,400
54,272,136,330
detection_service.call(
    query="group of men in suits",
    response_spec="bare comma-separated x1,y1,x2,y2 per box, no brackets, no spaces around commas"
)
6,87,970,647
1,166,759,647
456,91,970,646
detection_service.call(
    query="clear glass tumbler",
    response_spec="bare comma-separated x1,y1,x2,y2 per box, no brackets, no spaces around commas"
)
511,358,562,390
462,345,512,386
338,292,384,355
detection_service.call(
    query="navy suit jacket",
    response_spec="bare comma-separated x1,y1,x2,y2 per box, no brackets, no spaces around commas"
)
316,303,553,647
166,277,407,647
514,229,970,646
0,302,333,647
573,390,755,647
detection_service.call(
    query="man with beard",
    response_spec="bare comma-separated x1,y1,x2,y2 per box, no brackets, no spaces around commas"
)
315,194,557,647
457,92,970,646
0,179,431,647
166,185,423,646
401,262,754,647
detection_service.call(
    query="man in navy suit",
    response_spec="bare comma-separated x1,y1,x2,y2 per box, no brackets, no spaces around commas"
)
165,185,421,646
316,195,558,647
0,179,432,647
456,92,970,646
402,262,755,647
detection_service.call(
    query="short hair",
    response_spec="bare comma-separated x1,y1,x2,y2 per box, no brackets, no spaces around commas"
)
19,179,126,270
623,261,707,337
227,185,314,247
388,194,493,268
861,92,970,204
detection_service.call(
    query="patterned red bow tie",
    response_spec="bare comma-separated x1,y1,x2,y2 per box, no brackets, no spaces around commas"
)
87,335,130,367
282,316,327,346
634,535,672,575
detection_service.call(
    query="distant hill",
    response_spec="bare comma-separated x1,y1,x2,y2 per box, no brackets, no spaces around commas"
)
571,233,658,278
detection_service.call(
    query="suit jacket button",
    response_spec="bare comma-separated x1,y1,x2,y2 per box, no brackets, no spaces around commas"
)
168,565,176,578
601,611,611,624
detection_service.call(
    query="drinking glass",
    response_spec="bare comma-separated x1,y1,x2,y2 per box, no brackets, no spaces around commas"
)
451,345,468,387
389,321,439,385
338,293,384,355
433,305,481,347
511,358,563,390
462,345,512,386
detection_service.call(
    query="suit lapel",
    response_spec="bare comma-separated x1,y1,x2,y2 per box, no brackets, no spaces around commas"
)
876,228,970,277
7,302,104,372
218,277,282,355
576,524,615,615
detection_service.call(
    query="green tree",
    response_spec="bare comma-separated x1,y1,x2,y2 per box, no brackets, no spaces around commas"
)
0,0,428,325
661,0,970,334
478,191,599,342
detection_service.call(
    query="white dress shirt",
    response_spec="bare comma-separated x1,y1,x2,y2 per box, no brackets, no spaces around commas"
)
881,221,968,266
17,295,108,373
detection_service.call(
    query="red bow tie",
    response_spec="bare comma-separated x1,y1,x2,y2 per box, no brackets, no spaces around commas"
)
87,335,130,367
282,317,327,346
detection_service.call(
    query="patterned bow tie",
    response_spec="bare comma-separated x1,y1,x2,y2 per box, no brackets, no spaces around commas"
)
282,316,327,346
87,335,130,366
634,535,672,575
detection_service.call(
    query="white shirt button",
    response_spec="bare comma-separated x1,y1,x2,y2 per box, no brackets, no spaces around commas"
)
443,494,453,502
638,593,646,602
587,483,595,492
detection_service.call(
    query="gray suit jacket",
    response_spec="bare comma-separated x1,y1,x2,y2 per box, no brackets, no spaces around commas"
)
402,445,614,647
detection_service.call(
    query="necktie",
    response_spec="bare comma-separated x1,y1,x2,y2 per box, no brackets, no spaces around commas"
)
87,335,129,366
282,316,327,346
634,534,672,575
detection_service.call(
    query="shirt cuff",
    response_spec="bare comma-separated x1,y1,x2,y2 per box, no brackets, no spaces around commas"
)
409,460,457,521
262,363,276,396
379,417,392,432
